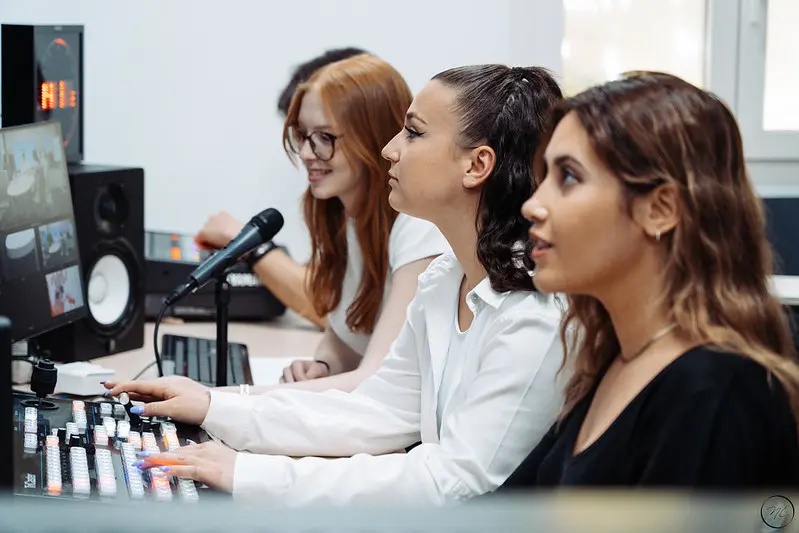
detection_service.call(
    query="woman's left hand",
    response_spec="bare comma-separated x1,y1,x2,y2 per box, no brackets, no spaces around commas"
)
136,441,237,493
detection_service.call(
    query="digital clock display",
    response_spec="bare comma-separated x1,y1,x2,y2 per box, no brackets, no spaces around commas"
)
34,30,81,162
40,72,78,111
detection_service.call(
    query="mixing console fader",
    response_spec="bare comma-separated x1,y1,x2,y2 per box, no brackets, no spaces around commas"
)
12,391,209,502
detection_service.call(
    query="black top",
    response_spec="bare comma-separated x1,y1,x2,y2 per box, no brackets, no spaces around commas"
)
500,345,799,490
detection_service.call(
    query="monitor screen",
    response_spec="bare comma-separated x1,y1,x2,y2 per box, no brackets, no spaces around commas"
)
0,122,87,342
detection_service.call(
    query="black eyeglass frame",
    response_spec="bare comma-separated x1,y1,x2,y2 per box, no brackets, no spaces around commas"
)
287,124,344,162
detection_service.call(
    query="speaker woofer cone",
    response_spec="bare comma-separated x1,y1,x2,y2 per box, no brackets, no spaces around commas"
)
87,253,134,330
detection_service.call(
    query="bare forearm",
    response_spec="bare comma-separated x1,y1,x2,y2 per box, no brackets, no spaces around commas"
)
314,327,363,376
251,250,326,328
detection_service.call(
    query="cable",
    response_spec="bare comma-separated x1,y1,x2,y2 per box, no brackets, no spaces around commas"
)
131,361,157,381
153,301,169,377
11,356,36,366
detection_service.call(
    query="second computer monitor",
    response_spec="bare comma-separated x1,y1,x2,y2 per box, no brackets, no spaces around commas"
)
0,121,87,343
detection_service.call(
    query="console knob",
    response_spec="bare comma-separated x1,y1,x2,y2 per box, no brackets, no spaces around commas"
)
117,392,142,428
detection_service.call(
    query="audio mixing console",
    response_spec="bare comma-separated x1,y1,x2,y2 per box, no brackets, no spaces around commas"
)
11,390,209,502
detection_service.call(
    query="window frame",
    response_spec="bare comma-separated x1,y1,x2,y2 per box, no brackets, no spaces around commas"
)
731,0,799,161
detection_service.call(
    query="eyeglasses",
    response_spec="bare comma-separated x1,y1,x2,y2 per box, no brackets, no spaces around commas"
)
287,125,342,162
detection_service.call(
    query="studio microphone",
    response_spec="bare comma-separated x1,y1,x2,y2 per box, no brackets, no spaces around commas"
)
165,207,284,306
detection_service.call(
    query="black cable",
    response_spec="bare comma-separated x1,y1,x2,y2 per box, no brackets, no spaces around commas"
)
132,361,157,381
153,301,169,377
11,356,36,366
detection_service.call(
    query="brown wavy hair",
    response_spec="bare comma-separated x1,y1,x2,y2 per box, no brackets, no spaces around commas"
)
544,71,799,423
282,54,411,333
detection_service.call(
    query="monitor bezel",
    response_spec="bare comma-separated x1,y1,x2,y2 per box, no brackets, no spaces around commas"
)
0,316,11,493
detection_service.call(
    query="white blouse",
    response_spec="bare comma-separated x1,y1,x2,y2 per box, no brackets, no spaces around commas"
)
201,252,569,506
436,307,468,431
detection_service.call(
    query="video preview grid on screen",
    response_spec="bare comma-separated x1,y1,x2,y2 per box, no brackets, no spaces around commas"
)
0,122,85,340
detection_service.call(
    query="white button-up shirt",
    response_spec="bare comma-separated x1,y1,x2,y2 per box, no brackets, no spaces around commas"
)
201,252,568,506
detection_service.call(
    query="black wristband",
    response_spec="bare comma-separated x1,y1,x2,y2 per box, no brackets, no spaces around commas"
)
247,241,279,268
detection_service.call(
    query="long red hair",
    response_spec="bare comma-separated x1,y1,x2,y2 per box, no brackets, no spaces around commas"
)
282,54,412,333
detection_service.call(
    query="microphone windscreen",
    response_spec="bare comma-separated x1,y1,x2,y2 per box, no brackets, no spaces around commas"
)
252,208,284,239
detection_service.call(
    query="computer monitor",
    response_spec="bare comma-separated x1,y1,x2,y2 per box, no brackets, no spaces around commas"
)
0,122,87,344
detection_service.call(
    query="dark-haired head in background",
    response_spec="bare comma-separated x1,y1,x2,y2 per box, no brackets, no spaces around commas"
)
277,47,369,117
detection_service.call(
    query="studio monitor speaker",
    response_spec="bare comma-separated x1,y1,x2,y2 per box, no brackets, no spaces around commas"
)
37,164,145,362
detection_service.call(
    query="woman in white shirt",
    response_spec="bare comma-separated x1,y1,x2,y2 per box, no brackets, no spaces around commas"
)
105,64,568,506
198,53,450,391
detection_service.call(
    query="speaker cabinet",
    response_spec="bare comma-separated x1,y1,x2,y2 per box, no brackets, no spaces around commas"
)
37,164,144,362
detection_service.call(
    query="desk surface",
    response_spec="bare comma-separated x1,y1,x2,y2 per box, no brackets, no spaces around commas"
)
92,312,324,382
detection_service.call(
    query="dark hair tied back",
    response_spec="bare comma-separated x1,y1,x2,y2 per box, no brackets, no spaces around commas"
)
432,65,563,292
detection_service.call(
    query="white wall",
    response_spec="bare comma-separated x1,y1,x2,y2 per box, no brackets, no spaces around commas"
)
0,0,564,263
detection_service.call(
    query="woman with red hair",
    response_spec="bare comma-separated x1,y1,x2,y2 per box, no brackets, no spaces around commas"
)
201,53,449,393
196,47,367,331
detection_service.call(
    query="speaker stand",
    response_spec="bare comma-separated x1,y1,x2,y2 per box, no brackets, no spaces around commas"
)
215,271,231,388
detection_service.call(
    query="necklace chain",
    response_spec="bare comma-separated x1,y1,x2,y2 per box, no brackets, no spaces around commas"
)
619,323,677,363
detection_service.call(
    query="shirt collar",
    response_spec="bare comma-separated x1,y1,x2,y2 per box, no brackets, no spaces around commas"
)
467,276,510,311
419,253,512,312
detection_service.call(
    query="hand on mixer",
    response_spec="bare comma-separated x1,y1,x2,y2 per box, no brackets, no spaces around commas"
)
103,375,211,426
133,440,237,494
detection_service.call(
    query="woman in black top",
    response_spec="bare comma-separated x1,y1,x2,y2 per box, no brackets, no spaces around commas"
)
503,72,799,489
